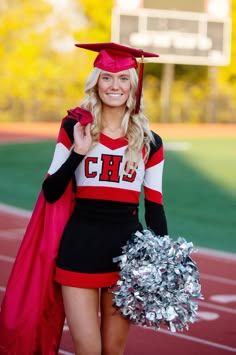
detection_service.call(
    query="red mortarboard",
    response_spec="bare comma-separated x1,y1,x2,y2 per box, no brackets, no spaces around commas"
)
75,42,159,114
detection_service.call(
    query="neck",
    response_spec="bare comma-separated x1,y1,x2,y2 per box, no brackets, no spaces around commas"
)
101,105,126,132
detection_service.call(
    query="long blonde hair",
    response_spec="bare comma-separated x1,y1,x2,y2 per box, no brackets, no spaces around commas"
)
80,67,154,167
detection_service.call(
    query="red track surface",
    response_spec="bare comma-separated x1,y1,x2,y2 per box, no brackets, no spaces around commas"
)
0,204,236,355
0,132,55,143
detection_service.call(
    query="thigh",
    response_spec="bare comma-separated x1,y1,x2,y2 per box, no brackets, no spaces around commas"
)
100,287,131,355
62,286,101,353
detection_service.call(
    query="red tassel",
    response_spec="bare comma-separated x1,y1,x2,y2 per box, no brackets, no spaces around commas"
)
134,60,144,114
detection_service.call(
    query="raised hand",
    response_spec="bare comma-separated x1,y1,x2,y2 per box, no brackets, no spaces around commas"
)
73,122,92,155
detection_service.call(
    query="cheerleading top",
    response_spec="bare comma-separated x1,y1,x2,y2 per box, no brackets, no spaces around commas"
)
42,112,168,287
43,114,168,236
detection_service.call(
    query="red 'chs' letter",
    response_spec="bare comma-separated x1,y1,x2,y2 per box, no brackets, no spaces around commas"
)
99,154,123,182
85,157,98,178
122,162,137,182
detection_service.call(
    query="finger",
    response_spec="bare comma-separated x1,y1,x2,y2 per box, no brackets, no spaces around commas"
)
84,123,91,136
74,122,85,136
74,122,83,131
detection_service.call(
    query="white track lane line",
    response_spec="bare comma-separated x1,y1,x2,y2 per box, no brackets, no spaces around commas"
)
158,329,236,353
63,324,69,332
0,229,25,240
0,255,15,262
201,273,236,286
198,301,236,314
197,247,236,261
58,350,74,355
0,203,31,218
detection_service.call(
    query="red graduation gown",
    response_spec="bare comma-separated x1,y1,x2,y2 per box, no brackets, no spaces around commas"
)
0,107,92,354
0,185,75,354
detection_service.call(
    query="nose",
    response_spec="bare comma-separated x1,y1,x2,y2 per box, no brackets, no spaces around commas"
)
111,77,119,90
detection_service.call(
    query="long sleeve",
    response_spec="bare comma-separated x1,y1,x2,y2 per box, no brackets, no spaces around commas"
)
145,200,168,236
42,151,84,203
143,132,168,236
42,116,84,203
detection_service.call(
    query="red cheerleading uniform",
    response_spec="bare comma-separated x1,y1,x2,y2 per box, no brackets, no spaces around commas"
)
42,112,168,288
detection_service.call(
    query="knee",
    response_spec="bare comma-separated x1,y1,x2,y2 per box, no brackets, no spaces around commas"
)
73,338,101,355
102,339,126,355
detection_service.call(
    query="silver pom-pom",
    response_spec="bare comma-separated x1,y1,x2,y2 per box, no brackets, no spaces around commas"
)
112,229,203,332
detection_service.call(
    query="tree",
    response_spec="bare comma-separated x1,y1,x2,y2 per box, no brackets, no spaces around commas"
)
0,0,112,121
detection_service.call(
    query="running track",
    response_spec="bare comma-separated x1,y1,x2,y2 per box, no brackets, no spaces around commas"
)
0,203,236,354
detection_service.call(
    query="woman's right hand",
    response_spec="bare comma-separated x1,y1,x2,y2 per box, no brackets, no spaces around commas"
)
73,122,92,155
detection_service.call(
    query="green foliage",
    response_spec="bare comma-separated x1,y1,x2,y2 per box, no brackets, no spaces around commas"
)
76,0,113,40
0,0,114,122
219,0,236,83
144,75,161,121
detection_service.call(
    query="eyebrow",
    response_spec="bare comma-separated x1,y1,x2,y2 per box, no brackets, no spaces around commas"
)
101,72,130,77
101,73,112,76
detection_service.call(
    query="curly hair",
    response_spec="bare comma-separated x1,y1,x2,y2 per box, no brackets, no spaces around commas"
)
80,67,154,168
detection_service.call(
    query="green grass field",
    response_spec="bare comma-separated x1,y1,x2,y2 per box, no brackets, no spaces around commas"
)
1,137,235,253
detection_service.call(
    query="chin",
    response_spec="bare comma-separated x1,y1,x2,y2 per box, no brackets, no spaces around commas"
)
105,103,126,109
102,99,127,108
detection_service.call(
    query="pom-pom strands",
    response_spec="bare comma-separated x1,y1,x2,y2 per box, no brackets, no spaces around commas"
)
112,230,203,332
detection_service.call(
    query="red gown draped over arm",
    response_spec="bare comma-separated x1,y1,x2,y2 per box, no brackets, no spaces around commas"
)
0,109,91,354
0,184,75,354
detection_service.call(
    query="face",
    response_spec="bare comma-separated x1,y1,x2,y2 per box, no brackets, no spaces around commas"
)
97,70,131,108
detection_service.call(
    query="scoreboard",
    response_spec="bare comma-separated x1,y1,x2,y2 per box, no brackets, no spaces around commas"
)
143,0,207,12
112,0,231,65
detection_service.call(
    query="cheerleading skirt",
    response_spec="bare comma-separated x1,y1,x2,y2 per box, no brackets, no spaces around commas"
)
54,198,141,288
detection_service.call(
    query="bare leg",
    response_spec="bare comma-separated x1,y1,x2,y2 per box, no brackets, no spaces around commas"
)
100,287,131,355
62,286,101,355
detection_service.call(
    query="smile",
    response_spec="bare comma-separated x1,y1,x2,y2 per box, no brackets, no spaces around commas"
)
106,93,123,97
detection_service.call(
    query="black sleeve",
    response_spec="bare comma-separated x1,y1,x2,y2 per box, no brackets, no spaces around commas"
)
143,131,168,236
42,150,84,203
145,200,168,236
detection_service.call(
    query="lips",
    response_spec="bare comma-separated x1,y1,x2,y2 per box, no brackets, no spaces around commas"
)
106,93,123,97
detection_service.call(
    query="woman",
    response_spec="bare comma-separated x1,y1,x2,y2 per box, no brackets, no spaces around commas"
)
0,43,167,355
42,43,168,355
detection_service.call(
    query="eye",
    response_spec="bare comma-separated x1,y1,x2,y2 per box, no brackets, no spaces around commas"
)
101,75,111,81
120,76,129,81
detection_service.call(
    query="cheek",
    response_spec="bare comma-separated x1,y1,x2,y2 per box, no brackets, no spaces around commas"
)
123,80,131,91
98,86,108,103
97,86,103,97
97,79,107,92
97,83,107,99
124,85,131,97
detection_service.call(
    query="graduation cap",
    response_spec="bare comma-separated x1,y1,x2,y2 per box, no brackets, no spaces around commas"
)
75,42,159,114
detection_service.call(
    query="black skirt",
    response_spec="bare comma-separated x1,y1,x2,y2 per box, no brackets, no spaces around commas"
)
54,198,141,288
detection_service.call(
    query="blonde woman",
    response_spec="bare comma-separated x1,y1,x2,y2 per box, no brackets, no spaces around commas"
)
0,43,168,355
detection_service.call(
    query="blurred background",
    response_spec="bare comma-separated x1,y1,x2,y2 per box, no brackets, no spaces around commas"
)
0,0,235,252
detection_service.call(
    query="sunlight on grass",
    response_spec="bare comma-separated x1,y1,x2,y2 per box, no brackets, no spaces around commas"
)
166,138,236,198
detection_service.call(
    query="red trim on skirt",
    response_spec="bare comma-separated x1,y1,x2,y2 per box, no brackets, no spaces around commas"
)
54,267,119,288
75,186,140,203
